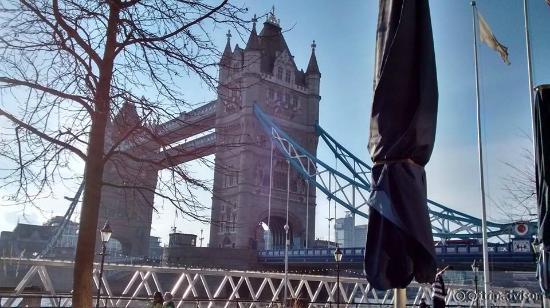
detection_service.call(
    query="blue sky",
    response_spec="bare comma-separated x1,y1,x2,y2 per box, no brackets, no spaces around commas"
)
1,0,549,246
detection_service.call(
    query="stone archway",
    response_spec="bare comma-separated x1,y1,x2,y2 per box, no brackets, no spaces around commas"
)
106,238,123,256
256,216,294,250
222,236,231,248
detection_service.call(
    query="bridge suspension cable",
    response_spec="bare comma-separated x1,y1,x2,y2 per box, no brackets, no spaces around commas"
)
254,105,534,241
38,181,84,258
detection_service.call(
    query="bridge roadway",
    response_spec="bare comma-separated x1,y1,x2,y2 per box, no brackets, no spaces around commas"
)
70,241,536,272
258,241,536,272
105,241,535,272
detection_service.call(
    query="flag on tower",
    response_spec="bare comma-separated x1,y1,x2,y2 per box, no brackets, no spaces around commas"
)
477,10,511,65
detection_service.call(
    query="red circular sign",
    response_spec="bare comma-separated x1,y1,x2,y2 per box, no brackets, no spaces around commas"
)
515,223,528,236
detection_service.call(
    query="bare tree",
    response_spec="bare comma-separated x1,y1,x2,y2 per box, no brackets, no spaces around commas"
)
0,1,247,306
496,143,537,222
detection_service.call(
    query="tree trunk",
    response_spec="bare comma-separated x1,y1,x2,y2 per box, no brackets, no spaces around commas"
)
72,114,108,308
72,3,119,306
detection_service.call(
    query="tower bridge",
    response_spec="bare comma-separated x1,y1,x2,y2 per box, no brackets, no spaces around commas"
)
97,9,535,258
0,8,542,308
100,12,321,256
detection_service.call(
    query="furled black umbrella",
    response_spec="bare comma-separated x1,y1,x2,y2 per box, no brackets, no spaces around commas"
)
365,0,438,290
534,85,550,296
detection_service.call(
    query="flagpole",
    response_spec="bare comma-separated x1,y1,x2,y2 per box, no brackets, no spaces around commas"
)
471,2,491,307
523,0,538,167
523,0,535,109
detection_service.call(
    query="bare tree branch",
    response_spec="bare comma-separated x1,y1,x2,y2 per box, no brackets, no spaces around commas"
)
0,1,249,306
50,0,102,65
0,77,93,114
0,107,87,160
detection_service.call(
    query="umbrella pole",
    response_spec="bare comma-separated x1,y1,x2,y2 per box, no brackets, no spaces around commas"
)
393,288,406,308
522,3,547,307
471,2,491,306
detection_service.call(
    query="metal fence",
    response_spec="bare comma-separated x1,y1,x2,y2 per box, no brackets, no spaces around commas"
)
0,257,542,307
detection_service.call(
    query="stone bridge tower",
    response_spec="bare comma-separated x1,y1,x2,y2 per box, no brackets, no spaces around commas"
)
98,103,159,256
210,11,321,250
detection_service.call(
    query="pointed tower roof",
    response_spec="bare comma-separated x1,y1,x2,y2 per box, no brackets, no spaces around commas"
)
245,15,261,51
266,6,280,27
220,30,233,65
257,7,291,74
114,101,140,134
306,40,320,75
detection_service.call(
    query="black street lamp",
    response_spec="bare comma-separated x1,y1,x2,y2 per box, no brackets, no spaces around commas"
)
333,246,343,307
96,221,112,308
471,259,480,308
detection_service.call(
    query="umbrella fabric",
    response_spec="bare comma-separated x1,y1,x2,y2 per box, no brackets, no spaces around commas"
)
365,0,438,290
534,85,550,296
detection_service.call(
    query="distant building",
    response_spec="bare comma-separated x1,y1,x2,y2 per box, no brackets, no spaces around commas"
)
168,232,197,248
312,239,338,249
0,217,82,259
0,223,54,258
44,216,79,250
163,231,199,265
334,212,367,248
149,236,163,259
0,217,159,259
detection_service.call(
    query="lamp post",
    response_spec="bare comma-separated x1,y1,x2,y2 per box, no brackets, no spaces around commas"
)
259,222,271,250
283,223,289,307
334,246,343,307
96,221,112,308
471,259,480,308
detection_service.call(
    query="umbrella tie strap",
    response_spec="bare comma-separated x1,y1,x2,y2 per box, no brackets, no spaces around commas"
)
373,158,418,166
370,158,421,191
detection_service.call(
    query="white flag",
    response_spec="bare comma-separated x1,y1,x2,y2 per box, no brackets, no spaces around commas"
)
477,11,510,65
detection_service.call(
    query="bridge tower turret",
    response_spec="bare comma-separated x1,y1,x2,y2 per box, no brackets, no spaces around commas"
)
305,41,321,96
210,9,320,250
219,30,233,84
243,15,262,73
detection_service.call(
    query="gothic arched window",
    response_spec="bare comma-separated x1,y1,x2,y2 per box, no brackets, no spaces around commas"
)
292,96,299,109
274,159,288,190
225,213,232,233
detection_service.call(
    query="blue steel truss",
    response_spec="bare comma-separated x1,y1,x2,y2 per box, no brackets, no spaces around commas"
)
254,105,536,241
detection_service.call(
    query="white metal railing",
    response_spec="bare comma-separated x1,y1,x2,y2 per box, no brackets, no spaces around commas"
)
0,257,542,307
